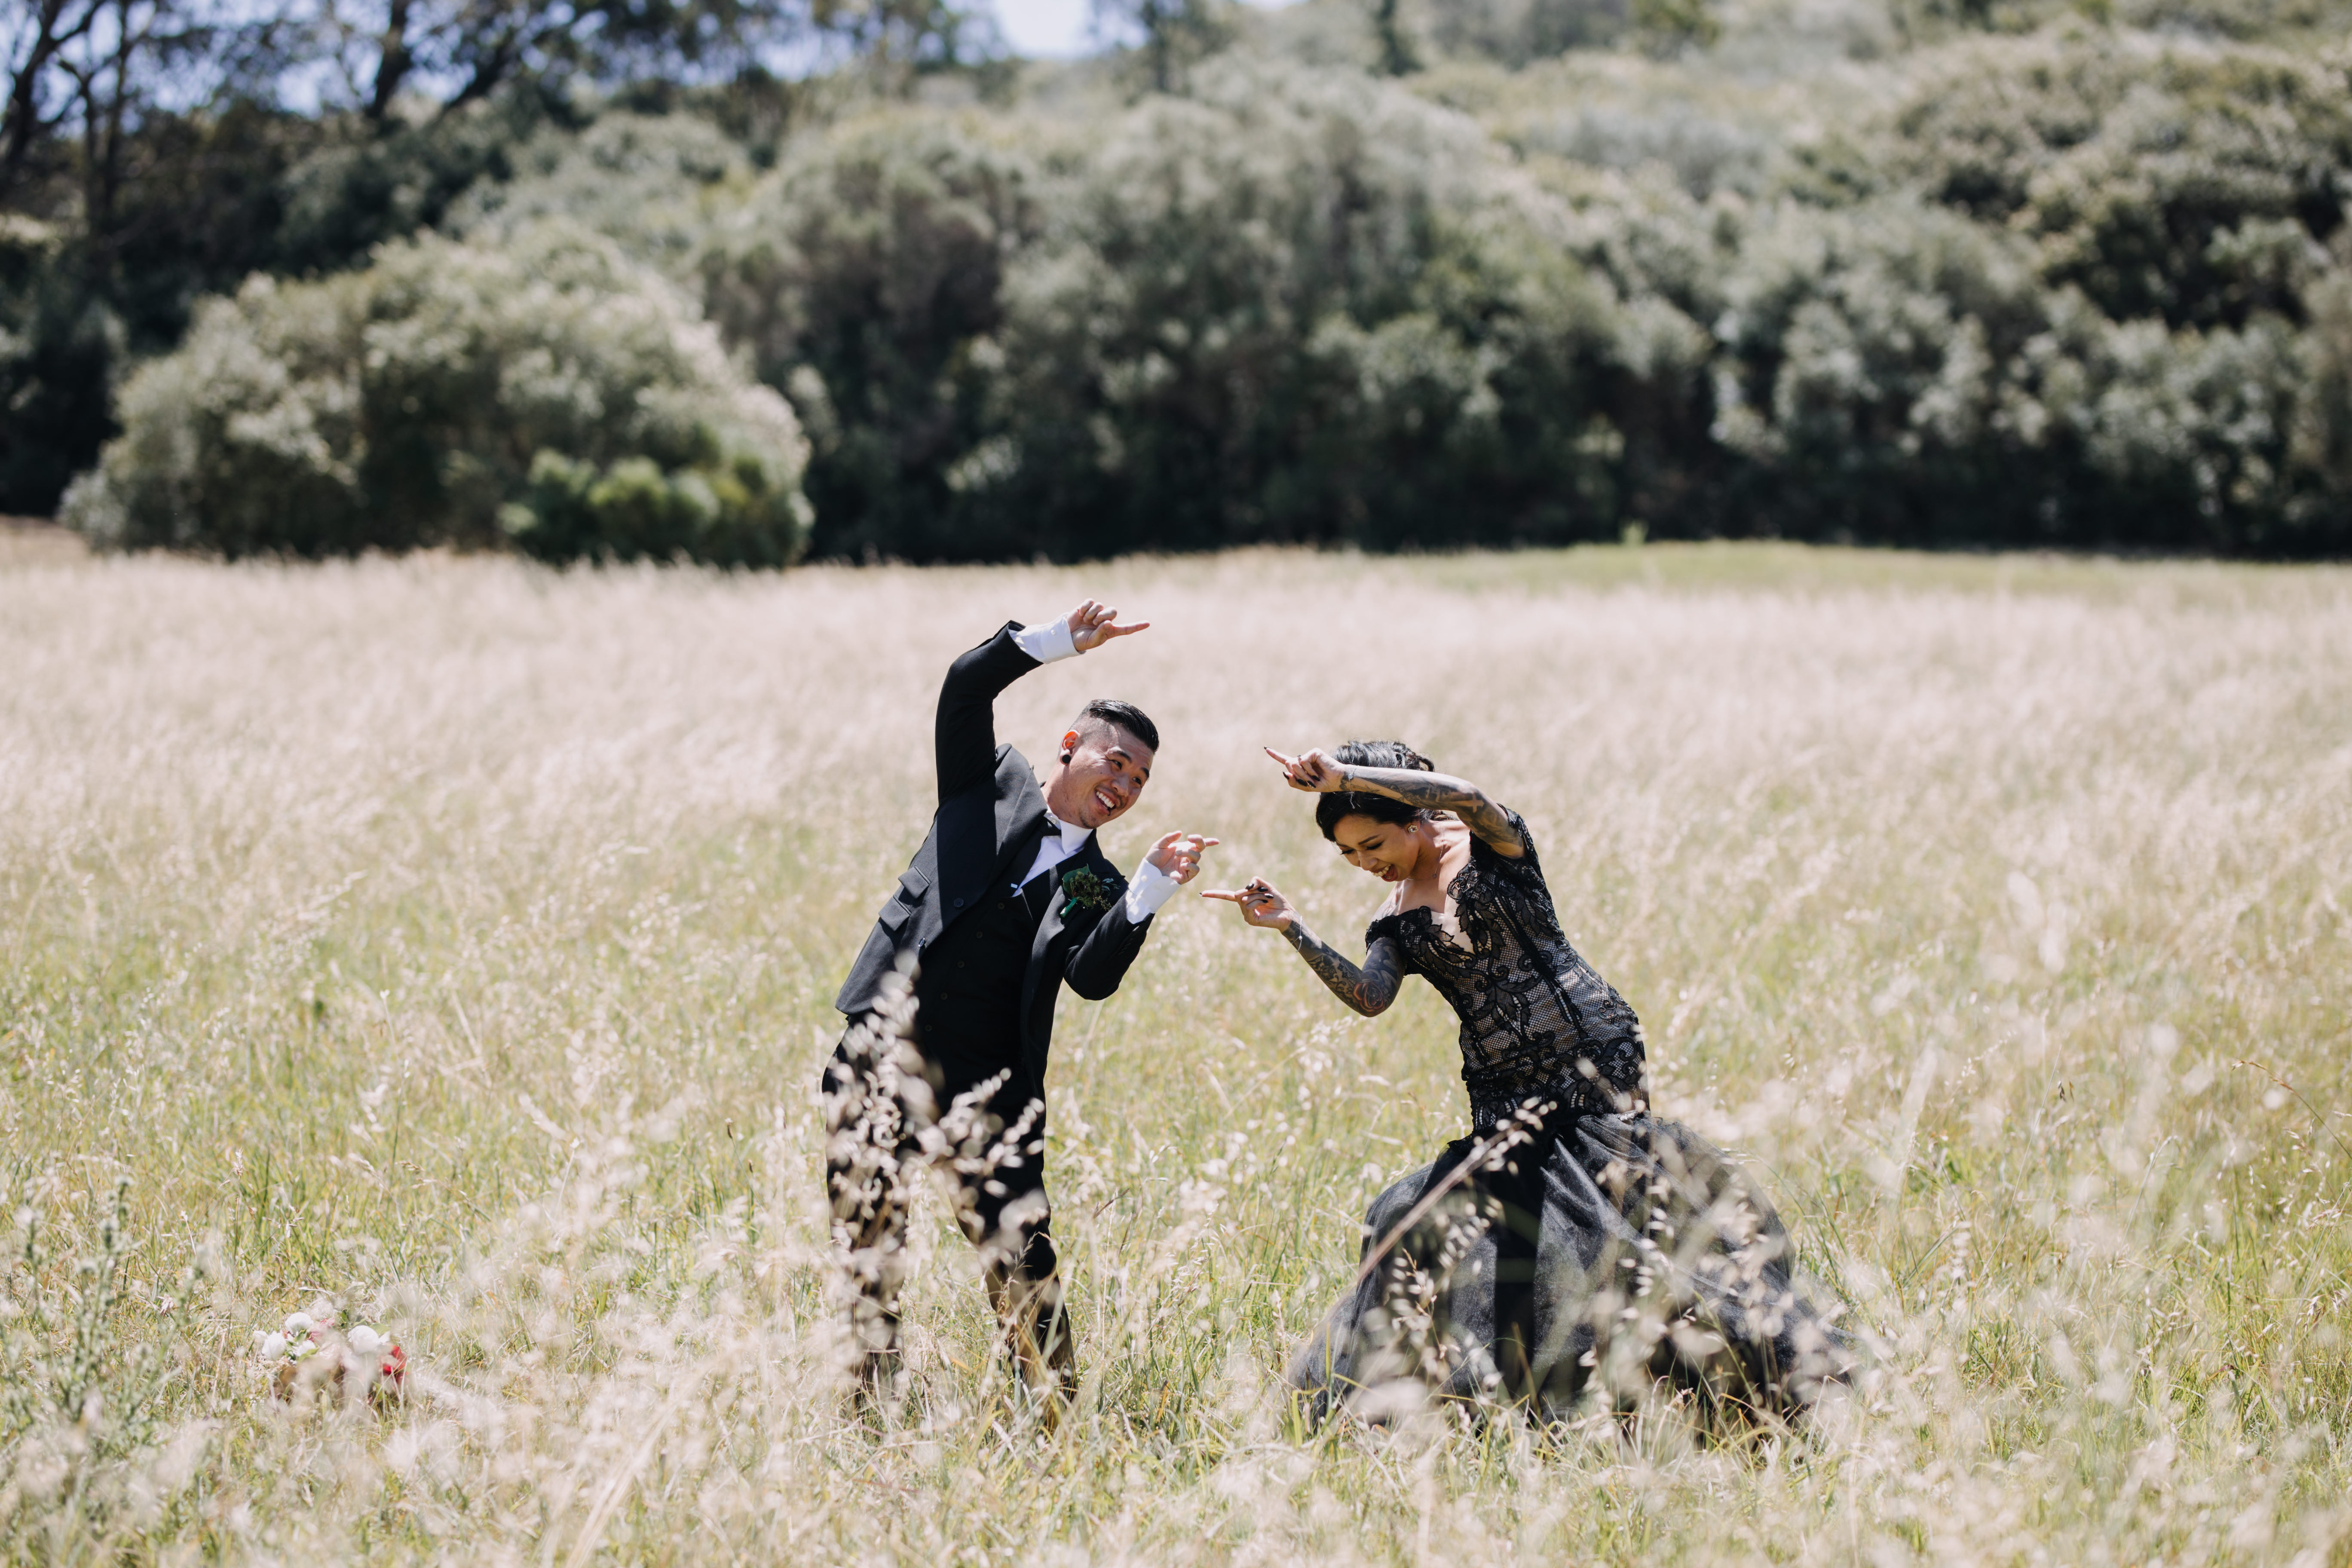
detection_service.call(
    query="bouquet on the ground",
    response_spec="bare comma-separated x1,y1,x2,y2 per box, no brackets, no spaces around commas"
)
253,1309,407,1407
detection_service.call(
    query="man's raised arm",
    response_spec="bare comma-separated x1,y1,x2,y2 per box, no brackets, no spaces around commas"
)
934,600,1148,802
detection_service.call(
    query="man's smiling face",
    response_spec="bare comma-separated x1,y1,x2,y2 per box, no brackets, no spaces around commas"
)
1043,719,1154,830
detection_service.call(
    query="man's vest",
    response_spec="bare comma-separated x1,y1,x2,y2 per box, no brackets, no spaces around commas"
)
911,824,1059,1074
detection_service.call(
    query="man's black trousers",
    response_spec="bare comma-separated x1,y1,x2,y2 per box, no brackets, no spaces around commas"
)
822,1015,1069,1388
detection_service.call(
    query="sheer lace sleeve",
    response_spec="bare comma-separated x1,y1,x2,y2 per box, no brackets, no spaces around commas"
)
1465,808,1541,885
1365,911,1421,971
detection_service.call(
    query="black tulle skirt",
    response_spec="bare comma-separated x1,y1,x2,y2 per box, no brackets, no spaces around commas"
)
1288,1109,1851,1423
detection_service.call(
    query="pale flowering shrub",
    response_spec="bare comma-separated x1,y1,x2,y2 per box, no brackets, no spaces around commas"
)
1873,31,2352,330
62,220,810,564
451,112,756,282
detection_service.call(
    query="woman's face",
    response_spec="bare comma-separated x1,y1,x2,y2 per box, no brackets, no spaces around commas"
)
1332,814,1427,883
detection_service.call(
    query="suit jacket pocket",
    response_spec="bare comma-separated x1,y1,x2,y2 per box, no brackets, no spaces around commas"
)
879,869,928,934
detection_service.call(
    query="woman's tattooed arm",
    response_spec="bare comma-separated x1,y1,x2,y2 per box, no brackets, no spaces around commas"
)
1335,765,1528,857
1283,925,1406,1016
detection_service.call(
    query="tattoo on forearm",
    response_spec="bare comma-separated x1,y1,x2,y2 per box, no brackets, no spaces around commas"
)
1337,766,1526,855
1285,924,1404,1016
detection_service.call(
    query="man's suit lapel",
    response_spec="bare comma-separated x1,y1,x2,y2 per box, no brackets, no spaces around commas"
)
993,750,1045,874
940,747,1047,924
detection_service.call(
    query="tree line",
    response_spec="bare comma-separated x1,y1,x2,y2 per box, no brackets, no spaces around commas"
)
7,0,2352,561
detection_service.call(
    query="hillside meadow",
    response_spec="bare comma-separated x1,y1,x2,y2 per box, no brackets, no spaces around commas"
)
3,543,2350,1563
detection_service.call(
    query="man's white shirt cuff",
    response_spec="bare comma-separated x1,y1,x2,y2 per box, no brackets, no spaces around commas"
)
1013,617,1079,664
1123,860,1181,922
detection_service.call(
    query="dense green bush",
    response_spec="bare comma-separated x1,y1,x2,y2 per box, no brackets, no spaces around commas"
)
1696,33,2352,548
268,92,588,283
0,89,610,520
62,223,810,563
0,100,332,519
1700,198,2061,539
968,67,1627,554
703,70,1638,557
689,46,2350,559
699,113,1039,560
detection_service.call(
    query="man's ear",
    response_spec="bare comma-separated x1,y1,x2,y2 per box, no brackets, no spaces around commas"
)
1059,729,1080,763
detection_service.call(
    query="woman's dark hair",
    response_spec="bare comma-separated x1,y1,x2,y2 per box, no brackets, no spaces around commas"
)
1316,739,1436,841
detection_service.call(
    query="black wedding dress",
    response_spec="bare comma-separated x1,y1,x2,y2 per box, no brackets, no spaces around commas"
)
1288,812,1849,1422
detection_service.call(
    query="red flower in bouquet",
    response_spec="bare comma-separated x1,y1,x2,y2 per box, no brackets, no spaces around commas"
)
258,1312,410,1409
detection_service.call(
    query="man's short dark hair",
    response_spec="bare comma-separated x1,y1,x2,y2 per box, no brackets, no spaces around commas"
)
1077,698,1158,754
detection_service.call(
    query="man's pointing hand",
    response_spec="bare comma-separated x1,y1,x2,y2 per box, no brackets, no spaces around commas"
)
1067,599,1149,652
1147,832,1219,885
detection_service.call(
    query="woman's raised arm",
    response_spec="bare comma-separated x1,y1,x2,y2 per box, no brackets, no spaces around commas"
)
1265,747,1528,858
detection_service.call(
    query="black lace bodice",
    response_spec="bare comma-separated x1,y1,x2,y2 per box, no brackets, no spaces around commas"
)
1366,812,1647,1131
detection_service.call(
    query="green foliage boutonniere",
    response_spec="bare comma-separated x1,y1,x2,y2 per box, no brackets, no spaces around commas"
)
1059,864,1115,917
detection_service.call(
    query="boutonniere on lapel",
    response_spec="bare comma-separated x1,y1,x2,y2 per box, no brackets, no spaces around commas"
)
1058,864,1117,918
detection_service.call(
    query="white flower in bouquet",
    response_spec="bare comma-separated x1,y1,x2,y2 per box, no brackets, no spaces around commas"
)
254,1308,407,1407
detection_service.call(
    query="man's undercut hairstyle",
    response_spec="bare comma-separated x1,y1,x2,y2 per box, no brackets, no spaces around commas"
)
1073,698,1159,756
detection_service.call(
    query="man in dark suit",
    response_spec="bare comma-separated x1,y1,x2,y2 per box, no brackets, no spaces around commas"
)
824,598,1215,1409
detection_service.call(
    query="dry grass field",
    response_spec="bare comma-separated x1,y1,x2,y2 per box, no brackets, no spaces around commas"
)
3,543,2349,1565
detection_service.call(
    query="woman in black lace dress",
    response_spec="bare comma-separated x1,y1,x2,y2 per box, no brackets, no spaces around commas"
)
1206,741,1847,1423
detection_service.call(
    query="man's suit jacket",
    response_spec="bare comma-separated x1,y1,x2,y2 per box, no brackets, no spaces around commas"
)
835,622,1155,1084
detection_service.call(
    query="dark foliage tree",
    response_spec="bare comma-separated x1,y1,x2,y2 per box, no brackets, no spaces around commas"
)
303,0,815,124
0,0,302,514
1367,0,1418,75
